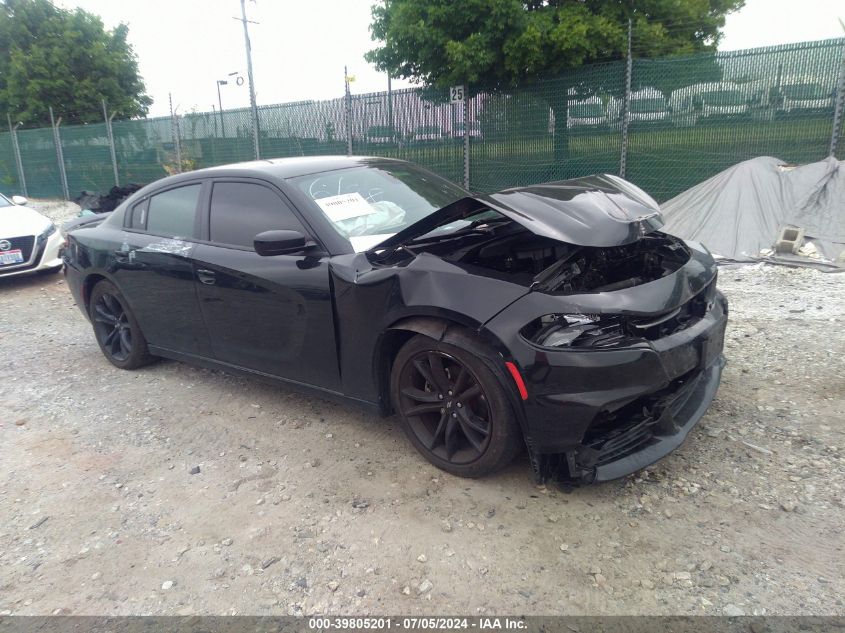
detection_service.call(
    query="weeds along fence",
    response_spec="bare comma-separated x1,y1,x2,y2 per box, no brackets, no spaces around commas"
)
1,37,844,203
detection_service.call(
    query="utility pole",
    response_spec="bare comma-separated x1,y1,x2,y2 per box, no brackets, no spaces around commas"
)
169,92,182,173
345,66,353,156
237,0,261,159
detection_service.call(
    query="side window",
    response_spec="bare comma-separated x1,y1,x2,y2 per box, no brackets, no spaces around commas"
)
129,199,147,229
146,184,201,238
210,181,305,249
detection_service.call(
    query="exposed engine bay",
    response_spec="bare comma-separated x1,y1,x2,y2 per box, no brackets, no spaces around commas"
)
373,220,691,294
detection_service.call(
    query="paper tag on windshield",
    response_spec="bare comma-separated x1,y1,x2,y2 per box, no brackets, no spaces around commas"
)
315,192,377,223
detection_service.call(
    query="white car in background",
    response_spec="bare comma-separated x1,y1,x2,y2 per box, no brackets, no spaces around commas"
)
0,193,64,279
567,95,607,128
670,82,751,124
769,75,835,114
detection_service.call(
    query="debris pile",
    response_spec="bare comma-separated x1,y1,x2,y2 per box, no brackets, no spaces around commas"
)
73,184,144,213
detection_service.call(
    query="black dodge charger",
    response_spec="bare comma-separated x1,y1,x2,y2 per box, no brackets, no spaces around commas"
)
64,156,727,484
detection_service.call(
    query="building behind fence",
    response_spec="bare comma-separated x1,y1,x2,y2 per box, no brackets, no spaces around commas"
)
2,38,844,204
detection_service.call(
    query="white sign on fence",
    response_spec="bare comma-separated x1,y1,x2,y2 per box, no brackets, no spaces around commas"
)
450,85,465,104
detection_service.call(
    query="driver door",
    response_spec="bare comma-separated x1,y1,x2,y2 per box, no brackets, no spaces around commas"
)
192,179,340,391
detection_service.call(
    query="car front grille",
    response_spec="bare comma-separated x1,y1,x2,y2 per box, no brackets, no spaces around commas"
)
583,369,704,466
1,235,36,263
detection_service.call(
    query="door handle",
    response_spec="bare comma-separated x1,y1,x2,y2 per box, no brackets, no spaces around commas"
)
197,269,216,285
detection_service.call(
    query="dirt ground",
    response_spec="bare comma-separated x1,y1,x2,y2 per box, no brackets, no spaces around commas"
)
1,204,843,616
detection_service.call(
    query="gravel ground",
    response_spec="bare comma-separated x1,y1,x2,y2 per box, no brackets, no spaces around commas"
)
0,206,843,616
25,198,82,225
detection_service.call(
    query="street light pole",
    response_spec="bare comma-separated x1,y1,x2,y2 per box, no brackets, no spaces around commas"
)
216,80,227,137
216,72,241,139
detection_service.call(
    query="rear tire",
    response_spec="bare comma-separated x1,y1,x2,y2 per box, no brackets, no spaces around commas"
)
391,334,522,478
89,280,155,370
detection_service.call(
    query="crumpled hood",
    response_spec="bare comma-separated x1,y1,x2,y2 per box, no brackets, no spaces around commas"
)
0,205,52,238
373,174,664,251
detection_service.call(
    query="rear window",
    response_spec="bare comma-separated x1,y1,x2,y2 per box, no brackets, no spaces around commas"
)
129,199,147,229
146,185,201,238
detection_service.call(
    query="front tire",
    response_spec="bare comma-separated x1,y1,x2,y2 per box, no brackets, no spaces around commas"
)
391,334,522,478
89,280,155,370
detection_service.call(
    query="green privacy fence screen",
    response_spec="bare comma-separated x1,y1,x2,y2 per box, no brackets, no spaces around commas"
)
1,37,843,203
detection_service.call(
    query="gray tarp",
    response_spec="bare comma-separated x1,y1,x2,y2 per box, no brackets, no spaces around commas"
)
661,156,844,264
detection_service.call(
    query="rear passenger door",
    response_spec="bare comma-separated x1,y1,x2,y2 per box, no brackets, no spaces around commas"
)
192,179,340,391
115,181,212,357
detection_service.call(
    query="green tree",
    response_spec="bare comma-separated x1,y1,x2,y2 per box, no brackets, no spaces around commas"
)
0,0,151,126
367,0,744,158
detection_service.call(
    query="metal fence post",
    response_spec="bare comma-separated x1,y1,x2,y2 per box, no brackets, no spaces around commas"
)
619,18,633,179
829,43,845,157
463,92,470,190
49,106,70,200
7,114,27,197
102,100,120,187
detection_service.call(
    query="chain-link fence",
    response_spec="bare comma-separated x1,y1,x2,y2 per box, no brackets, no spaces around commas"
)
2,38,844,203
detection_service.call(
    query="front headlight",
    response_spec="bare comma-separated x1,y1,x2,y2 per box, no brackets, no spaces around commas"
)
522,313,628,349
38,224,57,242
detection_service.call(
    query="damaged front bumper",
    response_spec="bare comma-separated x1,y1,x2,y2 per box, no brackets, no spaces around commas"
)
488,286,728,485
559,352,725,483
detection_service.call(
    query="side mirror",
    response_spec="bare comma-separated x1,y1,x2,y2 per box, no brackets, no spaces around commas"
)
11,195,28,206
254,230,309,256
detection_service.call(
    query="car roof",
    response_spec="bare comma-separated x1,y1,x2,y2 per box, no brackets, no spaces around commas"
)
157,155,414,185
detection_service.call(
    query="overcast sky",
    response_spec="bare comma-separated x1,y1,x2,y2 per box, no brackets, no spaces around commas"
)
55,0,844,118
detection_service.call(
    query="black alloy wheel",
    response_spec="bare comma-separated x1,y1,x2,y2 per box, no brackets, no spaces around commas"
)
392,334,522,477
93,293,133,362
399,350,492,464
89,280,154,369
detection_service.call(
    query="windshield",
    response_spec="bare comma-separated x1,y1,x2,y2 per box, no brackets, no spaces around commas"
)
0,193,12,208
289,163,466,251
631,98,666,113
702,90,745,106
367,126,395,137
782,83,827,100
570,103,604,118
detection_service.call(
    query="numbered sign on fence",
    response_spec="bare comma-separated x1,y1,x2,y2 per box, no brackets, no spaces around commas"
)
450,85,465,104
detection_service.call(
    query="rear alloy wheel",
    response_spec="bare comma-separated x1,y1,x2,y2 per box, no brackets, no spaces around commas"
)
392,334,522,478
89,280,154,369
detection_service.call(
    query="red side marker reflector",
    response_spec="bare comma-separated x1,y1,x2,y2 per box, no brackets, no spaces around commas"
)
505,361,528,401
